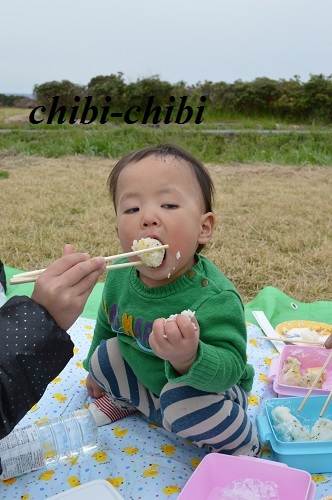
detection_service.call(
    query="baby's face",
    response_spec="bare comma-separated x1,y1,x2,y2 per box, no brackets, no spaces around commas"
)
114,155,212,287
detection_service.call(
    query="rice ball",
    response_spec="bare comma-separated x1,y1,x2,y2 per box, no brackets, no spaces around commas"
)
281,356,305,387
311,418,332,441
272,406,311,441
132,238,165,267
300,329,320,342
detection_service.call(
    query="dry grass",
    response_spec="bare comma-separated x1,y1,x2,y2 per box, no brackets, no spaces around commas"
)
0,155,331,303
0,107,31,124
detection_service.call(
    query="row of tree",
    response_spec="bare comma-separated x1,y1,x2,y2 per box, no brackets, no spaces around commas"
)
2,73,332,122
0,94,35,108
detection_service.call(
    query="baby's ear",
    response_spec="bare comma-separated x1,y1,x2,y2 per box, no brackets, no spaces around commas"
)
198,212,215,244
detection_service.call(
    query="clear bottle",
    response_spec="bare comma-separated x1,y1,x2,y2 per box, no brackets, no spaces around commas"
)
0,409,98,480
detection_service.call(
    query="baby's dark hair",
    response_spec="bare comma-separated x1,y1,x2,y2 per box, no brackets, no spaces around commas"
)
108,143,214,253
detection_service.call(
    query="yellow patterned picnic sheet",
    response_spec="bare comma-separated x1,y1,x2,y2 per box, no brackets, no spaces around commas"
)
1,317,331,499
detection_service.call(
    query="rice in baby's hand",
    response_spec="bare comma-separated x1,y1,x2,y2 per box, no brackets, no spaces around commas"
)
132,238,165,267
165,309,196,329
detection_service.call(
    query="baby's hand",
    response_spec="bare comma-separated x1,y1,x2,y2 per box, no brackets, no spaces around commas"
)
149,314,199,375
86,373,104,398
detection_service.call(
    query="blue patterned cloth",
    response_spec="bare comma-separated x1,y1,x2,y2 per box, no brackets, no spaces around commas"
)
0,320,331,499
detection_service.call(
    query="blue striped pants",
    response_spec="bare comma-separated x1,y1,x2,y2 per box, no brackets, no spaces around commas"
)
89,338,260,456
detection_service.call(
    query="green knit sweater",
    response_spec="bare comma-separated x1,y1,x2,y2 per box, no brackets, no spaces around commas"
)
83,254,254,395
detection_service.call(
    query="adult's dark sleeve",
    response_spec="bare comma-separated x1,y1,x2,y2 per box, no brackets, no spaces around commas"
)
0,296,74,439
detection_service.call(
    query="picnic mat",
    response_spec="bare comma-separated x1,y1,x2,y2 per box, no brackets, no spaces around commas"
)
1,267,332,499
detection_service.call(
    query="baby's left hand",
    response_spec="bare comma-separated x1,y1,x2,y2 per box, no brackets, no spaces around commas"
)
149,314,199,375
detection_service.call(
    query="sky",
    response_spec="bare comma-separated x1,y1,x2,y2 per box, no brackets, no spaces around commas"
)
1,0,331,94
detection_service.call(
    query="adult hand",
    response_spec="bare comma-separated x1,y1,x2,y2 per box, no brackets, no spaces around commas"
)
31,244,105,330
149,314,199,375
325,334,332,349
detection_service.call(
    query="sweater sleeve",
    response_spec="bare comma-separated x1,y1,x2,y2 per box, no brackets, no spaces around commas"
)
0,296,74,439
165,291,254,392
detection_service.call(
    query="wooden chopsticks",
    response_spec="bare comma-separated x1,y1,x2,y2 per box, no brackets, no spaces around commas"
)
10,261,145,284
9,244,168,285
257,336,325,346
297,350,332,416
319,390,332,417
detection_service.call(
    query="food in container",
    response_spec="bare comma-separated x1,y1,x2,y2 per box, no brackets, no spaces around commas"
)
268,345,332,397
257,395,332,473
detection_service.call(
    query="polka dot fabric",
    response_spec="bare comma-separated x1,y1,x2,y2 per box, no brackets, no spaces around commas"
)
0,320,330,499
0,296,74,439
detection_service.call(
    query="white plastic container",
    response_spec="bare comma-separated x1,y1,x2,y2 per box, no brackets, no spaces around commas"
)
48,479,124,499
0,409,98,480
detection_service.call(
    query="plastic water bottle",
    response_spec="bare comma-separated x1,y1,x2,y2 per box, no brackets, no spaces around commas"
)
0,409,98,480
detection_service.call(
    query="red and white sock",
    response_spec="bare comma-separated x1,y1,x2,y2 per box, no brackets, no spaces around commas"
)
89,394,137,427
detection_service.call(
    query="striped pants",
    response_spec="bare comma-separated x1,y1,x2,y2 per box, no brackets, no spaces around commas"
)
89,338,260,456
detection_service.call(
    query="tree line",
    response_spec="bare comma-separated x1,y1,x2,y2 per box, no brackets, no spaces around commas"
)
2,72,332,122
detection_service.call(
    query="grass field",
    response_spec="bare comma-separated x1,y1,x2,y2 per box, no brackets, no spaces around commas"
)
1,154,331,304
1,108,331,303
1,108,332,165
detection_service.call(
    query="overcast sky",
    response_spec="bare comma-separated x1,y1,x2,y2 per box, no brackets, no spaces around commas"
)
1,0,331,94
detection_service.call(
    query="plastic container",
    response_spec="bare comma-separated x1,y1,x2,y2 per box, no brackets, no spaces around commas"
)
268,345,332,397
257,395,332,473
0,409,98,480
48,479,124,499
178,453,316,499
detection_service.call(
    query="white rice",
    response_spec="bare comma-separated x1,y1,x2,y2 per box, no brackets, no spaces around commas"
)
164,309,196,329
132,237,165,267
271,406,332,442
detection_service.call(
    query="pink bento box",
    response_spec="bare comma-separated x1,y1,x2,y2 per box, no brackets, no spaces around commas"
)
178,453,316,499
268,345,332,397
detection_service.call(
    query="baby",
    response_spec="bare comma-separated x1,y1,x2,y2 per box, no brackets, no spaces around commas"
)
83,143,259,457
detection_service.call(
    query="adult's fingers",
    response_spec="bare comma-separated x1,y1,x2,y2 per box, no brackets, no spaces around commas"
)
60,257,106,291
62,244,75,257
325,336,332,349
74,264,106,301
40,252,92,280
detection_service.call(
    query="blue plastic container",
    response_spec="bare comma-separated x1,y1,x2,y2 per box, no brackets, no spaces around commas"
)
257,395,332,473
